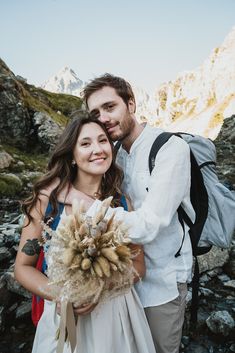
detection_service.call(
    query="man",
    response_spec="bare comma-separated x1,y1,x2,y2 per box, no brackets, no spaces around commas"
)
82,74,195,353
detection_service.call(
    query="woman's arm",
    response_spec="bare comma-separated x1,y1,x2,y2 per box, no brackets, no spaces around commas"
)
14,194,53,301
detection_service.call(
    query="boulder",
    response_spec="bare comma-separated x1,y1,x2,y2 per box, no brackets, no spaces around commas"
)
206,310,235,336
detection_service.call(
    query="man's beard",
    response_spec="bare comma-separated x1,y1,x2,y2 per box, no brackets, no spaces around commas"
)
110,115,134,142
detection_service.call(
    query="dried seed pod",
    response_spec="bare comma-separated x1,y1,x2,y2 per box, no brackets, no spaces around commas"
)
110,263,118,271
63,248,76,267
69,254,82,269
81,258,92,270
99,231,115,245
97,220,108,233
87,244,98,257
93,261,104,278
79,223,89,238
70,240,79,250
90,227,101,238
92,210,103,227
101,196,113,209
96,256,111,277
106,212,115,231
74,230,81,242
115,245,131,259
73,199,86,224
101,247,119,264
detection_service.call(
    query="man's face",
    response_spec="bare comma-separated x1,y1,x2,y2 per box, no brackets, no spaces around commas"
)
87,86,135,142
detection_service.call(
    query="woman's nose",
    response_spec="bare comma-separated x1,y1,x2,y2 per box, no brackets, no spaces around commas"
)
92,142,103,154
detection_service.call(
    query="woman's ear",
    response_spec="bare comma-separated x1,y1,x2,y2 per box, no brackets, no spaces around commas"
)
128,99,136,114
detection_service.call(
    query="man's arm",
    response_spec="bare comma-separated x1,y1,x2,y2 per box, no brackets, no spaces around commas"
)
114,136,192,244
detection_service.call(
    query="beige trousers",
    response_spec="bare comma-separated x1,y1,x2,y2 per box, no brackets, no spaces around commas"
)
144,282,187,353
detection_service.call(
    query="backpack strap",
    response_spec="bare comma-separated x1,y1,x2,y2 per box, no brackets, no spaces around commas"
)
149,132,174,173
114,141,122,158
149,132,189,258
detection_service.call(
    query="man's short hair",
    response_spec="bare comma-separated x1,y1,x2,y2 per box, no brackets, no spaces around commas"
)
82,73,136,112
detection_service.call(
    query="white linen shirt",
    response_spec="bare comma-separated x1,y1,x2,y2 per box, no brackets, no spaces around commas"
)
114,125,195,307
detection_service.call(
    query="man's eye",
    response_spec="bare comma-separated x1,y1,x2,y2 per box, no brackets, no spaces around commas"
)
107,105,114,111
91,111,100,119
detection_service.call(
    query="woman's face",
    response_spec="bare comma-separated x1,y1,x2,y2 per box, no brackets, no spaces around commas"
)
73,122,113,178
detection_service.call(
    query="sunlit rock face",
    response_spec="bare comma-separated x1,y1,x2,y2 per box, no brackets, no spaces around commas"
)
152,27,235,139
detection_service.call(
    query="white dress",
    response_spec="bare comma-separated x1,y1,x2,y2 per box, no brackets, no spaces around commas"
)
32,287,156,353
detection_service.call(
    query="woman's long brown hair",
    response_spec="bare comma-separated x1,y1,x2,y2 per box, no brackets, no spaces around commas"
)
22,111,123,224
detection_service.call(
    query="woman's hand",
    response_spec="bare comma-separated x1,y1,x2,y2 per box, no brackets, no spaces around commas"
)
56,302,97,316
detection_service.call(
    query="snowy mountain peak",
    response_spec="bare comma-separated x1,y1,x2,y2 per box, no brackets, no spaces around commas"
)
41,66,83,96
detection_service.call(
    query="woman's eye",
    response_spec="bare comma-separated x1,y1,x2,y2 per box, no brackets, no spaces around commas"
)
81,142,90,147
100,138,108,143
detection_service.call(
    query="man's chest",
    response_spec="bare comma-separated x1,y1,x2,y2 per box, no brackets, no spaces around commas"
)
118,152,151,207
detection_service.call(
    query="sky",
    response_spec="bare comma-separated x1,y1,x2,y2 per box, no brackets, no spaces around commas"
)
1,0,235,92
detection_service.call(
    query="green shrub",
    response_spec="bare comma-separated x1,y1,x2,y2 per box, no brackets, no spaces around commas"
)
0,173,23,197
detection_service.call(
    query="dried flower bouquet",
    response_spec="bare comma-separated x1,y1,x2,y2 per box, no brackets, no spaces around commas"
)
43,196,135,307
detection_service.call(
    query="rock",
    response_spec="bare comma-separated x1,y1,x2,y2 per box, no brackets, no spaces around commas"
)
215,115,235,188
224,280,235,289
181,335,190,346
2,272,31,299
198,247,229,273
224,244,235,278
0,151,14,169
207,268,223,278
183,341,208,353
0,247,12,262
217,274,231,282
15,301,31,319
2,228,16,237
199,274,210,283
32,111,63,151
199,287,214,297
206,310,235,336
230,343,235,352
0,306,5,332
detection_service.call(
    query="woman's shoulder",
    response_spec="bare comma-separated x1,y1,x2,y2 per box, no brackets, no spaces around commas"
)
39,178,61,199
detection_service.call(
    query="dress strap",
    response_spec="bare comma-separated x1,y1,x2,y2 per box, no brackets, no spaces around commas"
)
120,195,128,211
44,202,65,230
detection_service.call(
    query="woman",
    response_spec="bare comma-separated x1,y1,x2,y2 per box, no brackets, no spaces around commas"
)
14,111,156,353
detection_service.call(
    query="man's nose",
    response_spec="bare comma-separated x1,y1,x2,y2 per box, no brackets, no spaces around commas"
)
99,111,110,123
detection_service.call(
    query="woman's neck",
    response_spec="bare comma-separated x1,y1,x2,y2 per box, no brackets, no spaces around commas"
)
72,174,102,199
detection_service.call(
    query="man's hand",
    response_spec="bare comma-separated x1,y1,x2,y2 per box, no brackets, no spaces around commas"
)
56,302,97,316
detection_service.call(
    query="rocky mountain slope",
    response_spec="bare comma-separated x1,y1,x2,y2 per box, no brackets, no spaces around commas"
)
153,27,235,139
0,59,82,152
0,58,83,199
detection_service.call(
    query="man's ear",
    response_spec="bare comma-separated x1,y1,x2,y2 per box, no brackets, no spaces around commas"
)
128,99,136,114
